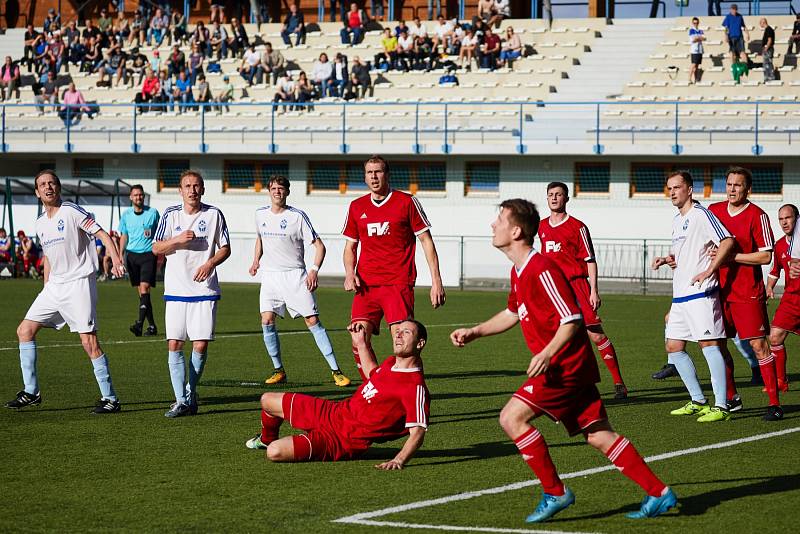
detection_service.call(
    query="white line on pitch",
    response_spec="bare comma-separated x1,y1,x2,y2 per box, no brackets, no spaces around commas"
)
342,519,600,534
333,426,800,525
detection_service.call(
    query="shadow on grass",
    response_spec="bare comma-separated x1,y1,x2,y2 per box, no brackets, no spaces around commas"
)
425,369,524,380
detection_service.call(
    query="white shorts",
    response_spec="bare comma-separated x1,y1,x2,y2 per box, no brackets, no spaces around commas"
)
25,276,98,333
165,299,218,341
259,269,318,319
665,295,725,342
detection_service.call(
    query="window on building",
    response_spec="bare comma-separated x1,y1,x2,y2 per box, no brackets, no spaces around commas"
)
630,164,668,195
158,159,190,190
465,162,500,195
223,160,289,192
574,162,610,195
72,159,104,180
308,161,445,194
631,163,783,197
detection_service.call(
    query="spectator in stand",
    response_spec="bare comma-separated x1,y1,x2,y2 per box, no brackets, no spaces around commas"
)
788,14,800,56
43,8,61,35
722,4,750,65
239,44,261,86
478,0,496,25
0,228,12,265
432,15,454,55
459,29,478,71
760,18,775,82
479,26,501,70
129,11,146,47
413,33,435,70
410,17,427,40
499,26,522,68
196,74,213,107
449,23,465,55
428,0,441,20
64,21,81,48
115,11,131,44
135,69,160,113
173,70,194,112
281,3,306,47
65,36,87,73
215,75,235,112
210,21,228,59
0,56,21,101
16,230,41,278
311,53,334,98
689,17,705,84
375,28,398,70
349,55,372,98
167,44,186,78
188,43,205,85
83,36,103,73
23,24,40,72
191,21,212,57
210,2,226,24
372,0,384,21
148,8,170,47
171,10,188,46
32,34,49,76
98,9,113,33
397,29,414,71
228,18,250,59
128,47,150,86
82,19,102,44
157,69,174,111
45,32,66,75
708,0,721,17
35,71,59,112
330,0,348,23
151,49,163,74
98,42,127,87
395,20,410,37
293,71,314,110
273,71,295,111
340,3,367,46
490,0,511,29
332,53,349,96
258,42,285,85
59,83,95,126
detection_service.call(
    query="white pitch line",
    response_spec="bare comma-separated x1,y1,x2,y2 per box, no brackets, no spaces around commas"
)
333,426,800,526
342,519,600,534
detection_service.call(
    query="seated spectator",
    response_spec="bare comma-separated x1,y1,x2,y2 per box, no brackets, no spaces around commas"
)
432,15,454,54
35,71,59,112
332,53,349,97
238,44,261,86
82,19,102,44
409,16,427,39
115,11,131,43
215,75,235,112
196,74,213,107
44,8,61,35
210,21,228,59
173,70,194,112
157,69,175,111
0,227,12,265
311,53,334,98
413,34,435,71
147,8,170,47
83,36,103,73
64,21,81,48
98,8,113,33
395,20,410,38
459,29,478,71
59,82,96,126
135,69,160,113
273,71,295,112
478,0,496,25
167,45,186,78
227,18,250,59
44,32,66,75
16,230,42,279
171,10,189,46
396,29,414,71
65,36,87,73
129,11,146,47
449,23,465,55
374,28,398,71
210,2,225,24
788,13,800,56
191,21,211,57
188,43,205,85
128,47,150,86
347,56,372,99
0,56,21,101
281,3,306,47
490,0,511,29
499,26,522,67
479,27,501,70
340,3,367,46
438,68,459,85
98,42,127,87
258,42,285,86
151,49,163,74
23,24,40,73
292,71,314,110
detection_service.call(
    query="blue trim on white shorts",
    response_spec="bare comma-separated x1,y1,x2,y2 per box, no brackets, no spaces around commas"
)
163,295,221,302
672,287,718,304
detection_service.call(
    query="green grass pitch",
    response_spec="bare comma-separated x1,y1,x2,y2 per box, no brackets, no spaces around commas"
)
1,280,798,533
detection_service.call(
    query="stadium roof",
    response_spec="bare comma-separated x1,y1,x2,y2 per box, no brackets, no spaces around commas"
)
0,178,133,199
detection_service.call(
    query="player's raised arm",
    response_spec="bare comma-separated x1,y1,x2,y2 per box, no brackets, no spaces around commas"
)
348,322,378,376
375,426,425,470
417,230,446,308
450,309,519,347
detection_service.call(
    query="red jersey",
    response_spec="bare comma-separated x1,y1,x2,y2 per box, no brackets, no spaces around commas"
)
537,215,595,281
708,201,774,302
341,355,430,443
769,235,800,295
507,250,600,388
342,189,431,286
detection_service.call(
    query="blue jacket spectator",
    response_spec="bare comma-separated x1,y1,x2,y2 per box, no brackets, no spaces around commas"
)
281,3,306,47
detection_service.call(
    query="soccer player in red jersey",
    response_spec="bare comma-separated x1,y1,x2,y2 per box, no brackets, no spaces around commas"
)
342,155,445,381
708,166,782,421
244,319,430,467
450,199,675,523
765,204,798,393
538,182,628,399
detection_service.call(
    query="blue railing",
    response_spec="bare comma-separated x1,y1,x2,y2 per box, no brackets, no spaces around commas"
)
1,99,798,155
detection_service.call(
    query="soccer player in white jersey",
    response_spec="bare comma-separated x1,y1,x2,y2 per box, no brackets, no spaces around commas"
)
152,170,231,418
5,170,124,414
249,175,351,387
652,170,736,422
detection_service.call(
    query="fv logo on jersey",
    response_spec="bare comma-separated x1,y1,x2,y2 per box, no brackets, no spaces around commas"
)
57,219,65,232
367,222,390,236
361,382,379,401
545,241,561,253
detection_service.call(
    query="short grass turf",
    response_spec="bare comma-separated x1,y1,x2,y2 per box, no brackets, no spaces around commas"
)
0,280,799,533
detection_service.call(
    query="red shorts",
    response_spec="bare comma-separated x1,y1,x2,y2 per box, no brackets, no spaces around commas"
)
351,284,415,334
513,382,608,437
722,300,769,340
772,292,800,336
572,277,601,326
282,393,369,462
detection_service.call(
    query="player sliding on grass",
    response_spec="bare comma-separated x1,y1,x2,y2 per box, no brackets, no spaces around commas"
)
5,170,124,414
450,199,675,523
538,181,628,399
249,175,350,387
245,320,429,467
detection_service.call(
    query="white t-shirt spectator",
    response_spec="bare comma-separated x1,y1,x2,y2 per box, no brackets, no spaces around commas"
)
434,21,453,39
496,0,511,17
462,35,478,48
410,23,427,38
312,60,333,82
398,35,414,50
244,49,260,67
277,77,295,93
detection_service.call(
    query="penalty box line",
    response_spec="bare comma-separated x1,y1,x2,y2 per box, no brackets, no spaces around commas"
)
332,426,800,531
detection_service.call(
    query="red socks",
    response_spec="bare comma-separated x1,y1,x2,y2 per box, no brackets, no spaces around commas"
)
721,348,739,400
596,337,624,385
771,344,788,385
606,436,667,497
514,427,565,496
759,354,781,406
260,410,283,444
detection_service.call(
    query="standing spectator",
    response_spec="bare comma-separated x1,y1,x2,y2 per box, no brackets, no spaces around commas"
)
372,0,384,21
499,26,522,68
332,53,349,96
760,18,775,82
478,0,496,25
195,74,213,107
210,21,228,59
257,42,285,86
98,8,113,33
708,0,721,17
722,4,750,65
191,21,212,56
349,56,372,98
293,71,314,110
459,28,478,71
0,57,21,101
148,8,170,47
273,71,295,111
788,14,800,56
151,50,163,74
23,24,40,72
239,44,261,86
167,45,186,78
135,69,160,113
689,17,705,84
35,71,59,112
173,70,194,112
228,18,250,59
215,75,235,112
60,83,95,126
330,0,347,22
171,10,188,46
479,26,501,70
375,28,398,70
340,3,367,46
281,3,306,47
428,0,441,20
397,29,415,71
188,43,205,85
210,2,226,24
311,53,334,98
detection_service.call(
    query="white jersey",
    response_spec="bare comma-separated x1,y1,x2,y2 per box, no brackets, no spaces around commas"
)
36,201,101,283
255,205,319,273
155,203,230,300
671,202,731,299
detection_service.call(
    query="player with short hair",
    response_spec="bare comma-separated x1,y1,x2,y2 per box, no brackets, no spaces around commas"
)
708,166,782,421
342,155,445,381
248,175,351,387
152,170,231,418
450,199,675,523
5,170,124,414
652,170,735,422
245,319,429,469
765,203,799,393
538,181,628,399
119,184,160,337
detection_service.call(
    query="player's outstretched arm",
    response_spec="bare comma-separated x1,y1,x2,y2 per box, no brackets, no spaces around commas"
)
96,229,125,278
450,309,519,347
343,240,361,292
249,235,262,276
194,244,231,283
375,426,426,470
418,231,446,308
